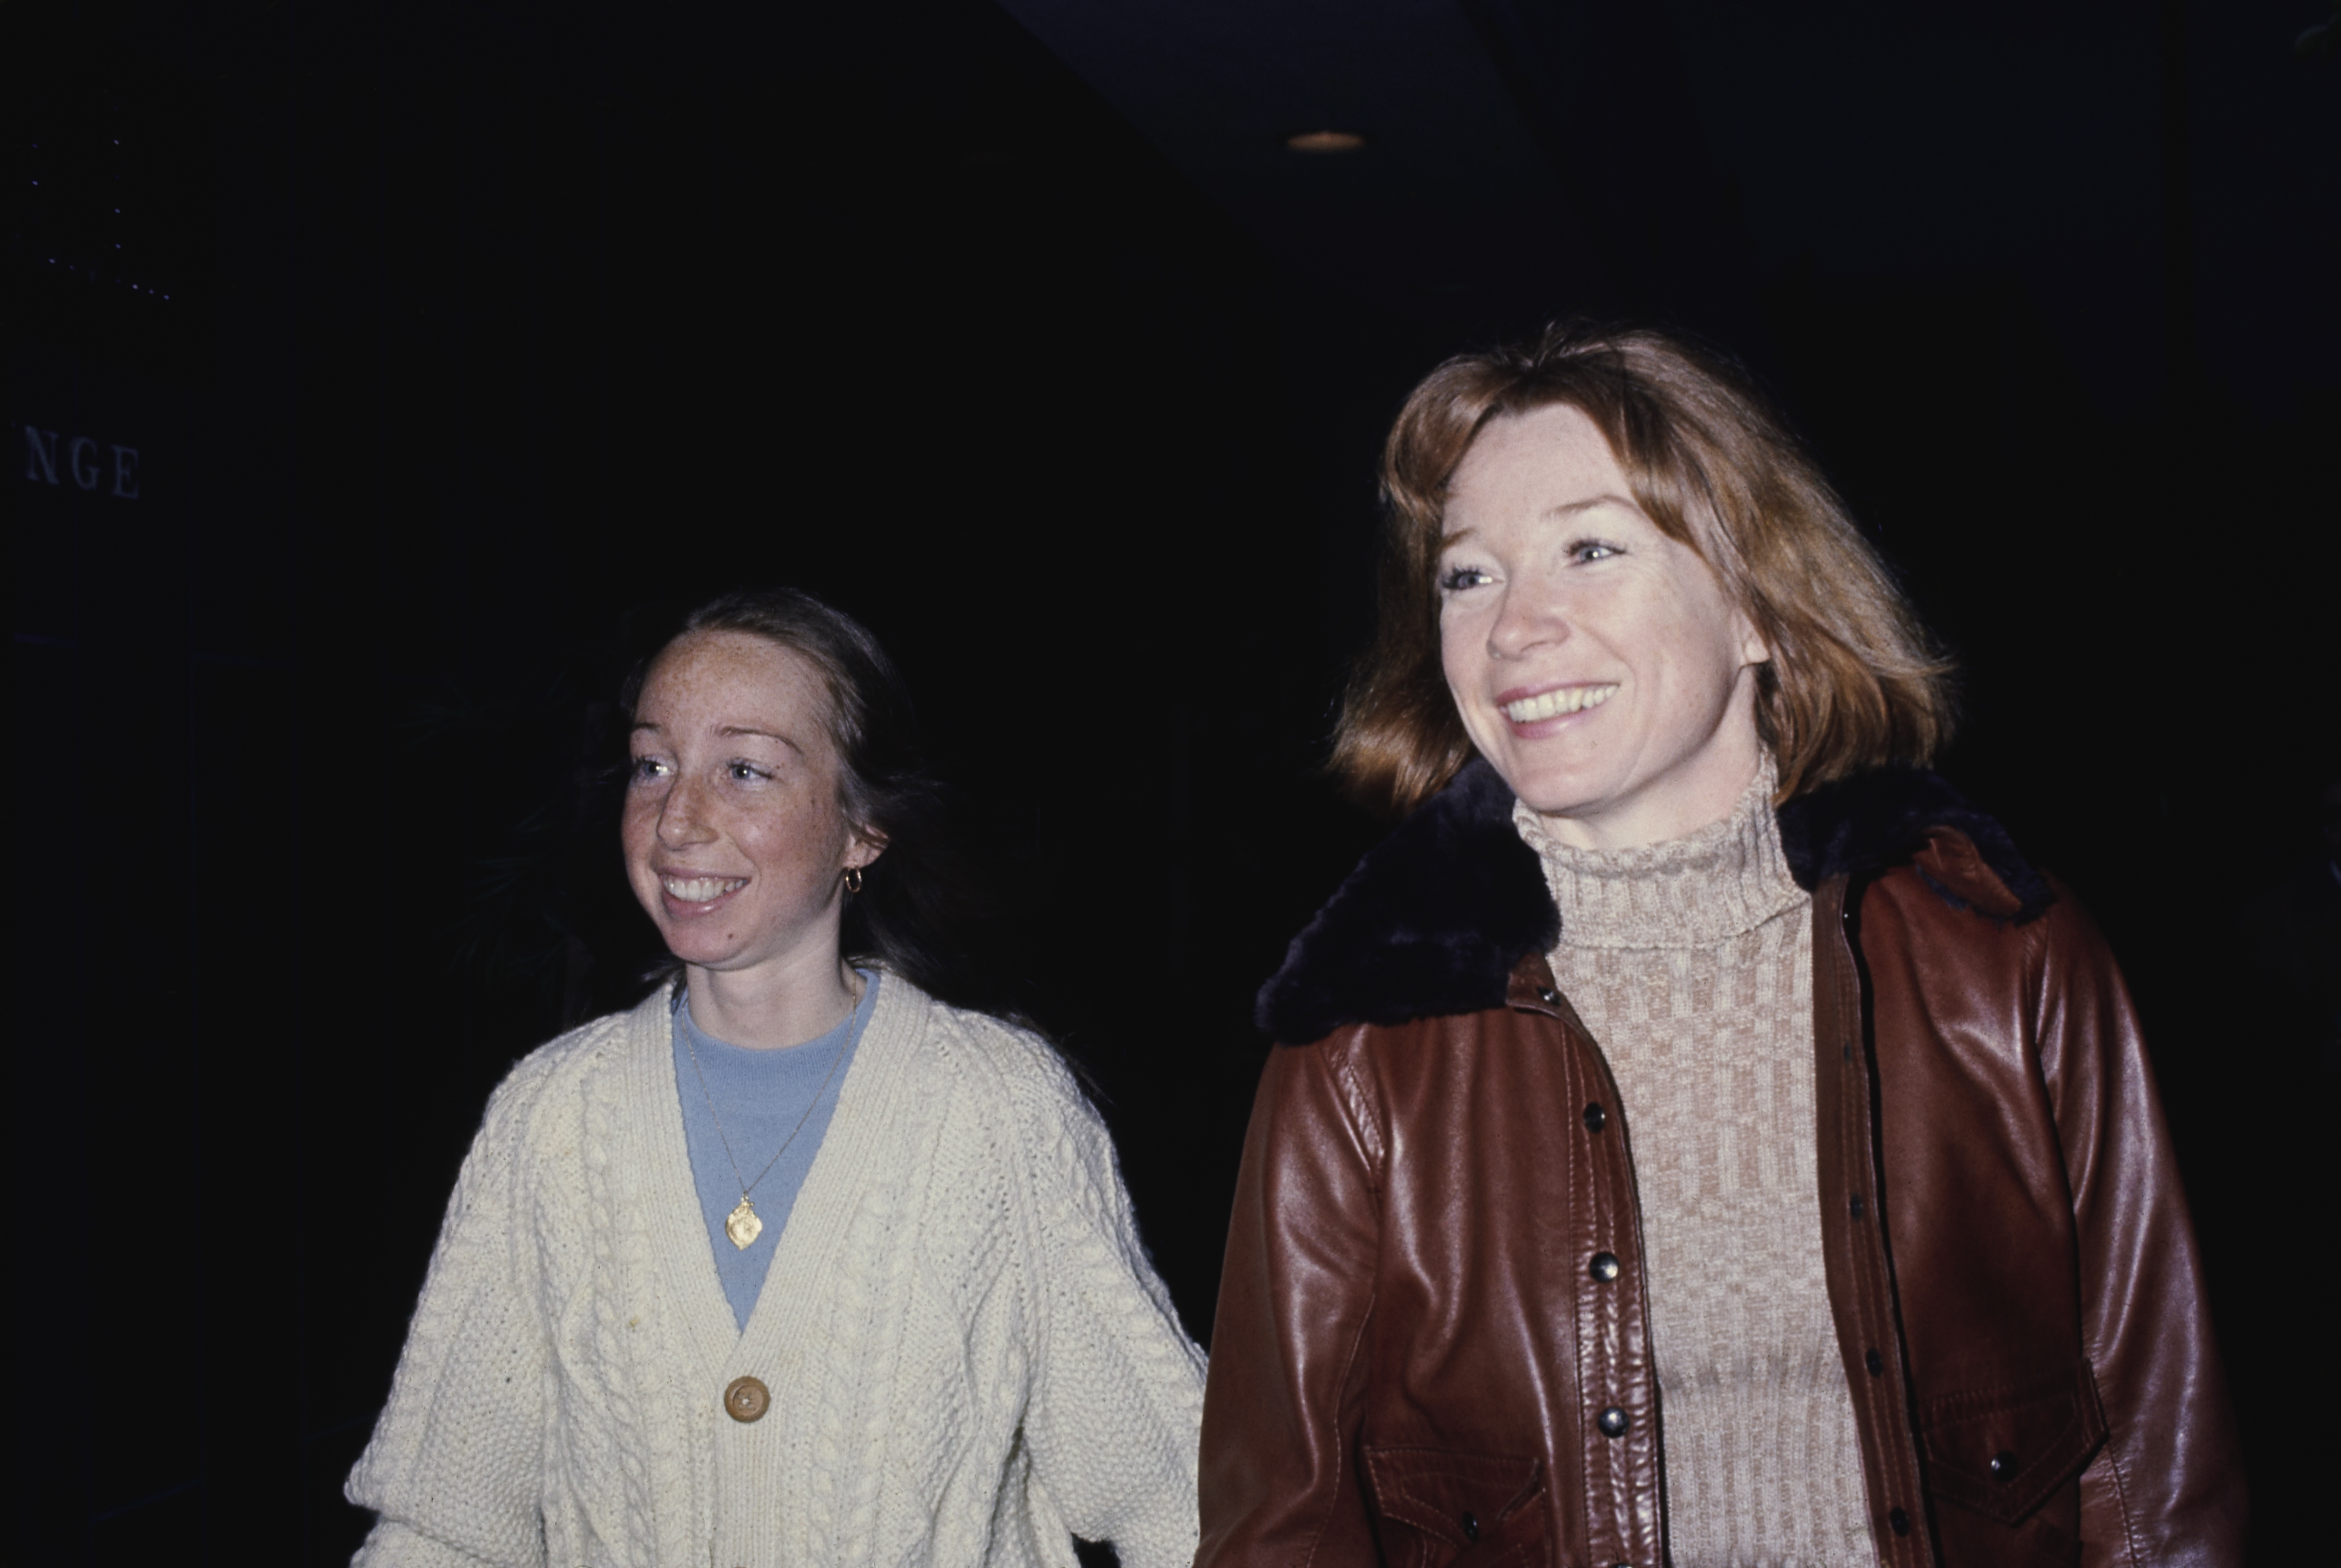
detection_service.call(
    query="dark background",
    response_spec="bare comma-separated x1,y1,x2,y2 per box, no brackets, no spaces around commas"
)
9,0,2336,1561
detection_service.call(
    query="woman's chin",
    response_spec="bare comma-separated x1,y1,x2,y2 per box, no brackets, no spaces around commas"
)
659,934,747,972
1498,758,1618,823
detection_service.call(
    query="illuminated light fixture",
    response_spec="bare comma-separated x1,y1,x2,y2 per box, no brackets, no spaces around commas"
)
1285,129,1365,153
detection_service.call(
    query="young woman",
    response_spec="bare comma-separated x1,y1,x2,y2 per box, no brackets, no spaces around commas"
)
1196,324,2243,1567
349,589,1203,1567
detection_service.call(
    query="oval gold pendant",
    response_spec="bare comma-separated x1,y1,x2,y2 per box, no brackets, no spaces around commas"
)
724,1199,763,1250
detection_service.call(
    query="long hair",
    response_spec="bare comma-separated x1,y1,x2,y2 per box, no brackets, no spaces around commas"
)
1335,320,1957,816
623,587,1005,1014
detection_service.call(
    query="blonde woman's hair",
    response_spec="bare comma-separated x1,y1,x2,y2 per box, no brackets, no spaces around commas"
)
1335,320,1956,816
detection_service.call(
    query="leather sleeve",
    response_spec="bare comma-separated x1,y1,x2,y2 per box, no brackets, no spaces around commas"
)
1197,1035,1386,1566
2033,884,2247,1567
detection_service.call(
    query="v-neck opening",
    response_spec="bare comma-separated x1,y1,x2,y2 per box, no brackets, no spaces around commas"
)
620,973,933,1378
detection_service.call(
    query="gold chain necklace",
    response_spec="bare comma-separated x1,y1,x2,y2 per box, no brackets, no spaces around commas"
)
682,991,856,1250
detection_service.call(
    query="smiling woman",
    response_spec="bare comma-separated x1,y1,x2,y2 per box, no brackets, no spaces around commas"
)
622,630,881,1046
1338,323,1954,820
1198,323,2245,1568
1432,401,1773,849
347,588,1206,1567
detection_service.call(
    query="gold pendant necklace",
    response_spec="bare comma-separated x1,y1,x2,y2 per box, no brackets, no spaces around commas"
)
682,986,858,1251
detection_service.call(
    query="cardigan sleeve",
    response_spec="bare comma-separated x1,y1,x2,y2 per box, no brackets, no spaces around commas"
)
1001,1046,1207,1568
345,1054,563,1568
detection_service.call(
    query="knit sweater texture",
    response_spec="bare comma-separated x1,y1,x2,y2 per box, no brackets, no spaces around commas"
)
346,976,1205,1568
1515,766,1873,1567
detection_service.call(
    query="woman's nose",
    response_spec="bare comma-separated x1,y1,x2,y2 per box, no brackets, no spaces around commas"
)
655,776,714,845
1486,581,1568,658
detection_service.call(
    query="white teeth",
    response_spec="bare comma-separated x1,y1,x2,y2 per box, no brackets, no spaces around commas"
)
662,876,746,903
1502,684,1619,723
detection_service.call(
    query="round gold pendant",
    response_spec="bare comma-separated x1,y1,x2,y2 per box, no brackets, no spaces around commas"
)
724,1199,763,1250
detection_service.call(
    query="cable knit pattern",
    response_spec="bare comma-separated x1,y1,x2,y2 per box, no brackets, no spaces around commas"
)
346,977,1205,1568
1515,766,1875,1568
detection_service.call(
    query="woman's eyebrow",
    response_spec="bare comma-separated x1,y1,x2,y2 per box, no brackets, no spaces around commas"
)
718,725,804,753
1543,492,1638,519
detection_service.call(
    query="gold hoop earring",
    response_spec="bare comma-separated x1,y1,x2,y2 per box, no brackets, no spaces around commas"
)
843,865,864,895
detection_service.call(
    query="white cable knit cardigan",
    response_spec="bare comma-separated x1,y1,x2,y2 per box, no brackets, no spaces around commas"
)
346,975,1205,1568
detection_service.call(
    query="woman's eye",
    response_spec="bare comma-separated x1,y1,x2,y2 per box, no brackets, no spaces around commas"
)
727,761,771,783
628,756,666,784
1572,540,1621,563
1438,565,1493,592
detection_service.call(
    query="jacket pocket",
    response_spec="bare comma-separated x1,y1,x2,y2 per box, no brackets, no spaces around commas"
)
1916,1360,2108,1526
1362,1446,1547,1568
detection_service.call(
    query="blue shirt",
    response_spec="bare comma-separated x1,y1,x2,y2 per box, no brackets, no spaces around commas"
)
672,973,877,1330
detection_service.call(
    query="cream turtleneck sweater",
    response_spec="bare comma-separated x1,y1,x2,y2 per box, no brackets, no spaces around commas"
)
1515,766,1874,1568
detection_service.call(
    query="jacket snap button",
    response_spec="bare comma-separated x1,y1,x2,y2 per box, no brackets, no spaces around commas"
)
1849,1192,1866,1218
1888,1507,1911,1536
1536,986,1559,1006
1583,1102,1607,1132
1865,1348,1884,1377
1597,1405,1630,1437
723,1375,771,1423
1990,1450,2018,1480
1589,1251,1621,1282
1460,1510,1479,1542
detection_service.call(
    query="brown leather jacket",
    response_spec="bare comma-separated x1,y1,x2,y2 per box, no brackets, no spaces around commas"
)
1197,763,2244,1568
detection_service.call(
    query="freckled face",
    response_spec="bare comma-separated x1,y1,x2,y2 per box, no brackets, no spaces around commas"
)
1437,403,1770,849
621,632,877,979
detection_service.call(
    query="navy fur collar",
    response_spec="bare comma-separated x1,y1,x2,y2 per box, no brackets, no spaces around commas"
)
1255,759,2051,1043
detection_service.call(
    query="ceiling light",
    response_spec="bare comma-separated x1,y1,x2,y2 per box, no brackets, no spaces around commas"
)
1285,130,1365,154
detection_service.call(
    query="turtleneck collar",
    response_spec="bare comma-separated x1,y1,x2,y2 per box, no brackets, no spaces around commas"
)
1512,760,1807,949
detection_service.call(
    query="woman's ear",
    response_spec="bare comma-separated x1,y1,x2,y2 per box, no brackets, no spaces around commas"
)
844,828,887,870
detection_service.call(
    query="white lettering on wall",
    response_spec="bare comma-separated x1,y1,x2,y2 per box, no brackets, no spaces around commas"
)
24,426,61,485
16,424,140,499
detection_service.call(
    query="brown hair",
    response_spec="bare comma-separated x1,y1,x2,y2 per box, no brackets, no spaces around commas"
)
1333,320,1956,817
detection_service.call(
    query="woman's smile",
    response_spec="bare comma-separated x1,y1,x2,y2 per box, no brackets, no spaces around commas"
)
658,873,750,908
1498,681,1620,730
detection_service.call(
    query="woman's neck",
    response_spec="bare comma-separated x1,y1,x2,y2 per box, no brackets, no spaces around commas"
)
1514,757,1804,949
682,945,863,1049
